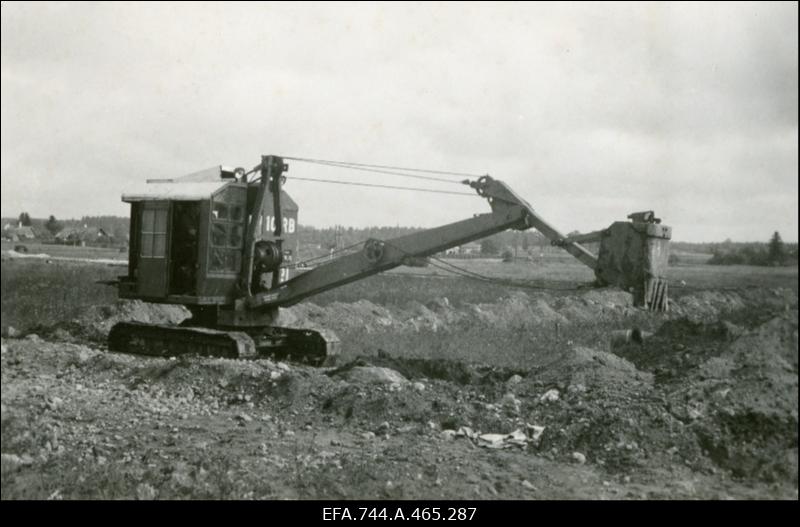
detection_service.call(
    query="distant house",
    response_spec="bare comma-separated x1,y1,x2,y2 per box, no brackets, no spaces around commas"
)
459,242,481,255
2,223,36,242
55,225,113,246
441,241,482,257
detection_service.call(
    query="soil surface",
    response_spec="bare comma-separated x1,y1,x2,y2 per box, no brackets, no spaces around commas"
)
1,287,797,499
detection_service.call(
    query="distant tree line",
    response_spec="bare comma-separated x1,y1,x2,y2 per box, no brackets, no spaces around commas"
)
707,232,797,266
13,212,794,268
5,212,595,258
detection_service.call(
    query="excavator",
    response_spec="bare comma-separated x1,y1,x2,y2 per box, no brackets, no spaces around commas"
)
109,155,671,365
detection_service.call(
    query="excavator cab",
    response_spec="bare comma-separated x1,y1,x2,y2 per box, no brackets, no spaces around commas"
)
119,165,299,305
125,200,202,299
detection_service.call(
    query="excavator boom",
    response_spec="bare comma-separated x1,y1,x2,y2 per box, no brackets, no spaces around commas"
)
251,173,670,312
249,176,534,308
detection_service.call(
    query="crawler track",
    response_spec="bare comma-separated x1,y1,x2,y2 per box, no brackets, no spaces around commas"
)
108,322,340,366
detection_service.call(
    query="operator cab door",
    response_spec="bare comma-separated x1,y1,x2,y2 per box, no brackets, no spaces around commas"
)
169,201,200,295
137,202,170,297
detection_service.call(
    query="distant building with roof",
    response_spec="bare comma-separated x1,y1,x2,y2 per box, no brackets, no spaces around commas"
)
2,223,36,242
442,241,482,257
55,225,113,246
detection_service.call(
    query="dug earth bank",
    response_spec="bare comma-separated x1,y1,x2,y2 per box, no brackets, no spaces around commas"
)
1,287,797,499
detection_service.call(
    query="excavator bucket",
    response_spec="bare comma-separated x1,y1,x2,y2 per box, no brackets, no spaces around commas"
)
594,212,672,311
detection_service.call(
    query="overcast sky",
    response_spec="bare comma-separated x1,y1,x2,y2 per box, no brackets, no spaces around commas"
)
2,1,797,242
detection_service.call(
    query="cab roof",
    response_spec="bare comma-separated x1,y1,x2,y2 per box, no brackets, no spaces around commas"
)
121,165,299,211
122,166,236,202
122,181,229,202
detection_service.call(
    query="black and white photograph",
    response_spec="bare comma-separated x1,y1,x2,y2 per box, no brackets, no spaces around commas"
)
1,1,797,503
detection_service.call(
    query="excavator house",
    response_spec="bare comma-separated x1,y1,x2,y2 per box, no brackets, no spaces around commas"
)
111,155,671,365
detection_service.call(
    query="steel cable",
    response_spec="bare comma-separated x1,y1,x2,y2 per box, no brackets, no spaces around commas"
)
287,176,477,196
283,156,485,179
381,241,589,291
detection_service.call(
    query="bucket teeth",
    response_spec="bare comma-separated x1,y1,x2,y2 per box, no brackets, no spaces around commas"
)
643,277,669,312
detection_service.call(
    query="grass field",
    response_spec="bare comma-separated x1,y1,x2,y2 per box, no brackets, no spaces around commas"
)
1,260,120,333
385,256,799,293
1,252,796,337
1,241,127,260
4,241,795,311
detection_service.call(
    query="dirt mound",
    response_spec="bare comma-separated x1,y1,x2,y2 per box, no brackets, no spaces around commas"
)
404,300,467,332
613,311,798,483
531,346,653,391
516,344,699,473
342,355,523,386
580,289,635,308
333,365,409,386
44,287,768,350
472,292,563,328
655,318,744,340
318,380,447,426
670,291,748,322
684,313,798,483
279,288,765,339
501,345,686,473
69,300,190,342
315,356,531,433
279,300,396,333
281,289,638,336
610,318,748,384
532,390,704,474
520,310,798,480
2,338,106,375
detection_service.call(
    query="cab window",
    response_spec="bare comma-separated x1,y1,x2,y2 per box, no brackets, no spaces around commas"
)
141,208,168,258
209,186,246,273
